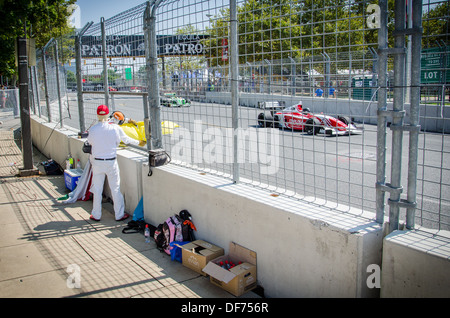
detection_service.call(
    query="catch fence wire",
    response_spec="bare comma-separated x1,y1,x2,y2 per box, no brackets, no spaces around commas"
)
35,41,71,124
157,0,236,178
157,0,380,215
155,0,450,232
416,0,449,231
81,3,148,131
31,0,450,233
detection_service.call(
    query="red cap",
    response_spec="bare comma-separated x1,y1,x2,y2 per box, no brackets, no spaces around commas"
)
97,105,109,116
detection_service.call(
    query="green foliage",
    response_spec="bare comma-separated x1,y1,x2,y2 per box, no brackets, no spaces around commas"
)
0,0,76,81
205,0,380,68
422,1,449,48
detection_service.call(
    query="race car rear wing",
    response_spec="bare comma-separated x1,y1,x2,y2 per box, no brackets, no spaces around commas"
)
257,101,286,110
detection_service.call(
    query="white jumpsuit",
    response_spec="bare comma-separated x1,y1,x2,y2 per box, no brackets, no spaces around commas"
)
87,121,139,220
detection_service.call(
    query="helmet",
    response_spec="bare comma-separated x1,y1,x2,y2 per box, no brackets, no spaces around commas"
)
110,111,125,125
303,107,311,113
179,209,192,221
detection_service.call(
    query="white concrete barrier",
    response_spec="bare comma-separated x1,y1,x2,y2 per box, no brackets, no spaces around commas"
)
142,163,383,297
381,230,450,298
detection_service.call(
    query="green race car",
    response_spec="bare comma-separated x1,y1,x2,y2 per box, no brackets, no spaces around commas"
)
160,93,191,107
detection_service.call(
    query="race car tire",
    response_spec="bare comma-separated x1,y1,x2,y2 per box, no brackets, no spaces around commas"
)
273,115,281,128
258,113,273,128
305,118,321,135
337,116,351,125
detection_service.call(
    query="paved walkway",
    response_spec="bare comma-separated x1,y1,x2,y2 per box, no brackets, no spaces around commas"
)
0,110,259,298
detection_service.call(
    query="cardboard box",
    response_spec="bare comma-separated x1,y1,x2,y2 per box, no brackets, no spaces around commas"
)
64,169,83,191
202,242,257,297
181,240,224,276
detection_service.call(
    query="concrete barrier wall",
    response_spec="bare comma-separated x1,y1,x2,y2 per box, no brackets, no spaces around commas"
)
381,230,450,297
30,115,450,297
141,163,384,297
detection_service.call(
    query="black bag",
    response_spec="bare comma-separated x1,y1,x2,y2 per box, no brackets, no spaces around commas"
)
148,148,171,176
41,159,63,175
122,220,149,234
82,141,91,154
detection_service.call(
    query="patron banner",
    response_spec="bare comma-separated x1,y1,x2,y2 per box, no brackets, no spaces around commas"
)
81,34,209,58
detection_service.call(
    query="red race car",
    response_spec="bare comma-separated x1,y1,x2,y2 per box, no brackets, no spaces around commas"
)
257,101,361,136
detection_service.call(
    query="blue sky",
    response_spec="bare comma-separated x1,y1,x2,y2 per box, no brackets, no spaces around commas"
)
75,0,147,26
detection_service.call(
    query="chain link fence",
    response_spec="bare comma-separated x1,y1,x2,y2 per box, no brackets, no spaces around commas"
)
29,0,449,234
0,88,19,116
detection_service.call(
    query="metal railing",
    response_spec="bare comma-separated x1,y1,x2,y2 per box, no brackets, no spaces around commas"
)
30,0,449,235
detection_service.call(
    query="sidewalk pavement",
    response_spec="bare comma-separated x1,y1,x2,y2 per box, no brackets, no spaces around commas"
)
0,110,260,298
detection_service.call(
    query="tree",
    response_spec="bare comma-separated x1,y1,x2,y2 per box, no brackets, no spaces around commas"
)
0,0,76,83
422,1,449,48
204,0,380,70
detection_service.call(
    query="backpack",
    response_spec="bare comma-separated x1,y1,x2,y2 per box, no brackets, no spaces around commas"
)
154,210,196,255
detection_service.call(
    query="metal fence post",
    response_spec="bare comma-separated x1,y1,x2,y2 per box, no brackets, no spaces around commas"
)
264,59,271,94
388,0,407,233
369,47,378,101
322,53,330,98
75,22,93,133
42,38,53,122
17,36,34,171
53,39,64,127
101,17,109,107
143,94,151,151
144,0,163,150
288,57,296,96
33,66,41,117
375,0,389,225
406,0,423,230
28,67,35,114
230,0,239,183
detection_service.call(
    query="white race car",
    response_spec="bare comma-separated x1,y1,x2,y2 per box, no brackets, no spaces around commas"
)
258,102,362,136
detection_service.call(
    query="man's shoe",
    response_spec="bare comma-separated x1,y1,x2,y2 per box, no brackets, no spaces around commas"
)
116,213,130,221
90,215,100,222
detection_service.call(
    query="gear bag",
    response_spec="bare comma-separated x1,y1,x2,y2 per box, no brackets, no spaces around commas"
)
147,148,171,176
153,210,196,255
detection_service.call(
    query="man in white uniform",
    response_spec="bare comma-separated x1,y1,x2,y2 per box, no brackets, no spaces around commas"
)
87,105,146,221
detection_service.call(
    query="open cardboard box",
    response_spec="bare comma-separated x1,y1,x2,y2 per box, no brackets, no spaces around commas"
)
203,242,257,297
181,240,224,276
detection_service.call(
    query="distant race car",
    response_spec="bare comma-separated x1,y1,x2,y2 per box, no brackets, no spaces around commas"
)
257,101,362,136
160,92,191,107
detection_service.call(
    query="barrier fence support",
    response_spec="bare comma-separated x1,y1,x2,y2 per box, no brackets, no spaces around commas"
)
42,38,53,123
75,22,93,133
406,0,423,230
101,17,109,108
32,66,41,117
387,0,407,234
230,0,239,184
53,39,64,128
376,0,389,226
144,0,163,150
